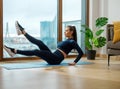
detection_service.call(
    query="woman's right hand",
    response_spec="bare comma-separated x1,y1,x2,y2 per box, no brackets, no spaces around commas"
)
68,62,76,66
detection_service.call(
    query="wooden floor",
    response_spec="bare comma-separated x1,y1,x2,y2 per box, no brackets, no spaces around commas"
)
0,57,120,89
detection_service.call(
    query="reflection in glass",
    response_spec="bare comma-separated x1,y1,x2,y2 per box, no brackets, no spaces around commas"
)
3,0,57,58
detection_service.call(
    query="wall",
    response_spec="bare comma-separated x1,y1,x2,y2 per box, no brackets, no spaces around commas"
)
90,0,120,24
89,0,100,30
108,0,120,23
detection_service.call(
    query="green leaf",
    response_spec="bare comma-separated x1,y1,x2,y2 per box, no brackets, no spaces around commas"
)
85,37,92,50
96,17,108,28
95,29,104,36
92,37,98,46
93,37,106,48
85,29,93,39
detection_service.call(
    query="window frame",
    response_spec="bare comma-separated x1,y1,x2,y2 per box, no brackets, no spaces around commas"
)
0,0,89,61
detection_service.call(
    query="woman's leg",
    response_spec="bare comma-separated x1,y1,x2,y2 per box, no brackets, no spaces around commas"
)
17,49,63,65
15,21,50,51
24,33,51,51
4,45,64,65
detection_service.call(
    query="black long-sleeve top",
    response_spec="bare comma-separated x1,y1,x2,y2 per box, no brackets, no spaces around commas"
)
57,38,83,63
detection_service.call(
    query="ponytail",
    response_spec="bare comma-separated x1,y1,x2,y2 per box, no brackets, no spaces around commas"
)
67,25,77,42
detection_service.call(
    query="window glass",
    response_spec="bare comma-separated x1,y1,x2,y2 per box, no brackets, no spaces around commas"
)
3,0,57,58
62,0,83,52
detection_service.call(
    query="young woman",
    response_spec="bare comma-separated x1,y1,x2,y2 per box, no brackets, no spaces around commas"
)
4,21,83,65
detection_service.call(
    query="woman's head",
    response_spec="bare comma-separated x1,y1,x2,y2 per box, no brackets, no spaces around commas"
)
64,25,77,42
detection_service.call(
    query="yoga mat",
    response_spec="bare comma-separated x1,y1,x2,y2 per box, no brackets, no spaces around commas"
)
0,60,93,70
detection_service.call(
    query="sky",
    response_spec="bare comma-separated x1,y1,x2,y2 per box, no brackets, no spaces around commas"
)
3,0,81,36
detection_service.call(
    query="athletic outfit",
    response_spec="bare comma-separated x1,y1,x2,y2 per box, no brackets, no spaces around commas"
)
16,33,83,65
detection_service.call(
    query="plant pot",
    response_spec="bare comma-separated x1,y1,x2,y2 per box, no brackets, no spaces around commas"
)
86,50,96,60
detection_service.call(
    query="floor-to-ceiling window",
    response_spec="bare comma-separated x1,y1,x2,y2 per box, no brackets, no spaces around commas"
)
1,0,88,60
3,0,57,58
62,0,85,52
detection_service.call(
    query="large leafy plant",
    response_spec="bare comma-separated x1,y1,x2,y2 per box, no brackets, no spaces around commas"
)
81,17,108,50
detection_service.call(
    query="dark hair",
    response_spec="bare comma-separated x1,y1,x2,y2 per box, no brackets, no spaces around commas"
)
67,25,77,42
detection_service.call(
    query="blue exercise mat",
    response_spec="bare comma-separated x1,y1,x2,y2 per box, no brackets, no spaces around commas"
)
0,60,93,70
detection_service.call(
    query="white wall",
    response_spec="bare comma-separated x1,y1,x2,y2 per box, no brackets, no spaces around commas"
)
90,0,120,30
108,0,120,23
89,0,100,30
89,0,120,54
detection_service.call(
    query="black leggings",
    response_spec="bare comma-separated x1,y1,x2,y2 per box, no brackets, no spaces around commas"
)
17,33,64,65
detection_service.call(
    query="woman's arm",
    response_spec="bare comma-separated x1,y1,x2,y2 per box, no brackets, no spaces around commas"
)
73,42,84,63
68,41,84,66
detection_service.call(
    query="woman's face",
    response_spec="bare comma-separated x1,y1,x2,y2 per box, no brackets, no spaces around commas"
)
64,27,73,38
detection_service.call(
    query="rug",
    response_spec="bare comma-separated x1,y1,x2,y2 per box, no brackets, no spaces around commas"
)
0,60,93,70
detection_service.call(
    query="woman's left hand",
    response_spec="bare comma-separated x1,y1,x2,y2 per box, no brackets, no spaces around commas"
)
68,62,76,66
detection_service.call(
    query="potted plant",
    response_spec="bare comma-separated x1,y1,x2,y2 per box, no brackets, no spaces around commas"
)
81,17,108,60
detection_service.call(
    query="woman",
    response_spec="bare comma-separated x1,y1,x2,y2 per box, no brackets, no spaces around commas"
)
4,21,83,65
